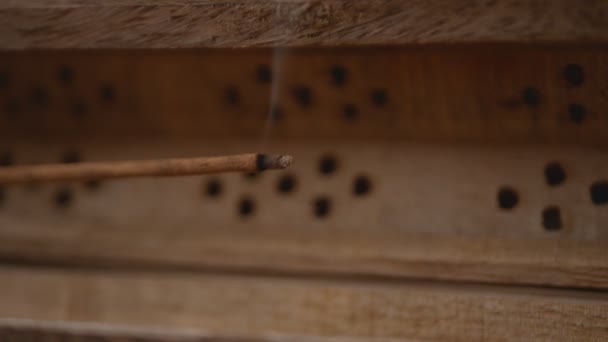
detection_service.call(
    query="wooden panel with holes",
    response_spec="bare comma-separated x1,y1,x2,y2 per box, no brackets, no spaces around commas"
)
0,47,607,289
0,47,607,144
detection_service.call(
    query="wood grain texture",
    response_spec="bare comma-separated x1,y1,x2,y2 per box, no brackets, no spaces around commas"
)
0,142,607,289
0,266,607,341
0,0,607,49
1,47,607,145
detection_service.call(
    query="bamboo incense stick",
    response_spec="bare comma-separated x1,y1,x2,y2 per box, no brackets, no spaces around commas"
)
0,153,293,185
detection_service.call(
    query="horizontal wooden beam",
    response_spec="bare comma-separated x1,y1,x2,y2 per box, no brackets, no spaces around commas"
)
0,266,607,341
1,142,607,289
0,0,607,49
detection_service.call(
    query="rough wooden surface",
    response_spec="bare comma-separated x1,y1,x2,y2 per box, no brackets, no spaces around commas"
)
0,0,607,49
1,142,607,289
0,266,607,341
0,47,607,145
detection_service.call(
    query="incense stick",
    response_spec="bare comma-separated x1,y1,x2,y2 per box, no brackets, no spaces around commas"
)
0,153,293,185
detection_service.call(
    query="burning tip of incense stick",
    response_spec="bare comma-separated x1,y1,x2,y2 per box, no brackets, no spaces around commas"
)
257,154,293,171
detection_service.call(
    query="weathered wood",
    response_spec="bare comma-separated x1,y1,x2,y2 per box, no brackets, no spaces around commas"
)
0,266,607,341
0,0,607,49
1,142,607,289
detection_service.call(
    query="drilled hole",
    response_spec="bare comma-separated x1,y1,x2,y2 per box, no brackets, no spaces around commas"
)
71,99,87,119
353,175,372,196
343,104,359,121
545,162,566,186
58,65,74,85
568,103,587,124
319,155,338,175
270,106,283,122
313,196,331,218
53,188,73,209
100,84,116,103
371,89,388,107
205,178,223,198
224,85,240,105
591,181,608,205
330,65,348,86
85,180,101,191
497,187,518,210
292,86,312,108
522,87,541,107
30,85,49,108
563,64,584,87
62,150,81,164
277,174,297,194
238,196,255,217
542,206,562,231
256,64,272,83
244,172,260,180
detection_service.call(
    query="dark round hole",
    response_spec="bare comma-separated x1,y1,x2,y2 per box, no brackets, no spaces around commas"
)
5,98,20,118
330,65,348,86
85,179,101,191
353,175,372,196
277,174,297,194
53,188,73,209
371,89,388,107
30,85,49,108
244,172,260,180
522,87,541,107
0,150,14,167
256,64,272,83
314,196,331,218
568,103,587,124
563,64,584,87
205,178,222,198
100,84,116,103
319,155,338,175
270,106,283,122
62,150,81,164
292,86,312,108
545,162,566,186
238,196,255,217
591,181,608,205
542,206,562,231
224,85,240,105
343,104,359,121
71,99,87,119
497,187,518,210
58,65,74,85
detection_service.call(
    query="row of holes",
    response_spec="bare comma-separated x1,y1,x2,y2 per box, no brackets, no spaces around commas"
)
497,160,608,231
522,63,589,124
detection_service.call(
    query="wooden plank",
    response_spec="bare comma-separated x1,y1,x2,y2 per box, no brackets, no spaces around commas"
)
0,1,607,49
0,47,607,144
0,319,368,342
0,142,607,289
0,266,607,341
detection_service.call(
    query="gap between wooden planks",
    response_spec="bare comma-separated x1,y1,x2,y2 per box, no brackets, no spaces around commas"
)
0,0,607,49
0,265,607,341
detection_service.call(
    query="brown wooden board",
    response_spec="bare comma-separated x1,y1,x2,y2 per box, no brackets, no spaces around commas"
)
0,266,607,341
0,141,606,289
0,47,607,144
0,1,608,49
